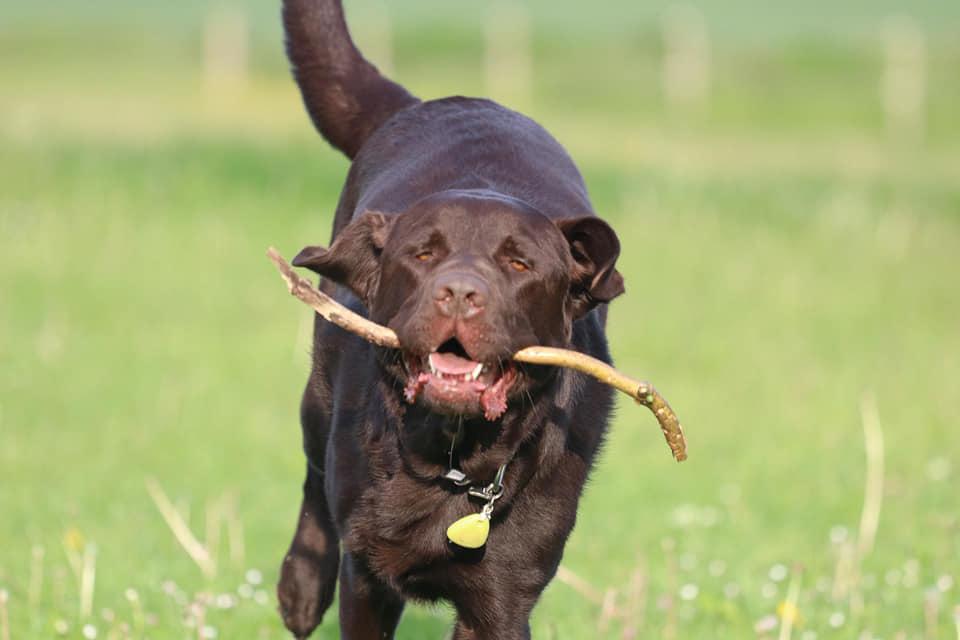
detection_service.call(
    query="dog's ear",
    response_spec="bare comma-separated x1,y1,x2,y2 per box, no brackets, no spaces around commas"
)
555,217,625,317
293,211,394,304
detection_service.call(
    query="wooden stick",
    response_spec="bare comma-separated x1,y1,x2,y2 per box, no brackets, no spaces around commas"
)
268,247,400,349
267,247,687,461
511,346,687,461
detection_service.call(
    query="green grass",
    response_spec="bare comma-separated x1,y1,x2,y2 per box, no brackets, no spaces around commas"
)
1,2,959,638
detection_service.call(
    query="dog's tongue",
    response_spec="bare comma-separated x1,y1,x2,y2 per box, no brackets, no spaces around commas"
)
429,352,479,375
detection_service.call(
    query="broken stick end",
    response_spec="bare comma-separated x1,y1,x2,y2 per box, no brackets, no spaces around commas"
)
634,382,688,463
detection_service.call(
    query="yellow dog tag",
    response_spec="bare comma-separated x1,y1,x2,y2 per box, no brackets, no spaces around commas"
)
446,513,490,549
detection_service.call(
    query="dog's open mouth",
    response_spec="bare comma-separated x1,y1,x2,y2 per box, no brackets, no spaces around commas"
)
403,338,518,420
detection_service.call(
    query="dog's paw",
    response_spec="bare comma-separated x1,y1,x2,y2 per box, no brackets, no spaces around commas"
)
277,550,338,639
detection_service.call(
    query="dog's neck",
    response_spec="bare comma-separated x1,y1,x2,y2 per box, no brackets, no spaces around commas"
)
373,368,574,485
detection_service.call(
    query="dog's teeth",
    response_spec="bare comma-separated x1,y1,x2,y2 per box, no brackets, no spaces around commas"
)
428,358,437,375
463,374,471,381
470,363,483,380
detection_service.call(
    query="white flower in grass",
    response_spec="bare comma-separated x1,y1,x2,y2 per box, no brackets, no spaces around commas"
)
125,588,139,602
254,589,269,605
245,568,263,585
801,632,817,640
216,593,237,609
926,456,951,482
82,623,98,639
828,611,845,628
671,504,697,527
100,608,115,622
200,624,218,639
829,526,848,545
679,583,699,601
708,559,727,577
768,564,788,582
936,574,954,592
754,614,778,633
723,582,741,599
53,619,69,635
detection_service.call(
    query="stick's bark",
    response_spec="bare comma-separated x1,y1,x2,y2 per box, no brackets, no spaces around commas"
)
511,347,686,461
267,247,687,462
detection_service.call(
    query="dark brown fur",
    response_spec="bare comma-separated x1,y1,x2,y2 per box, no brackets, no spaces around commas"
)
276,2,626,638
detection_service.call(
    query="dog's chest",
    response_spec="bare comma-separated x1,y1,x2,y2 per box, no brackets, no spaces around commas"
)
341,474,488,597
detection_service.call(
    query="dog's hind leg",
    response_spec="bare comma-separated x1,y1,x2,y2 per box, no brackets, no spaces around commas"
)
278,463,340,638
277,462,340,638
278,382,341,638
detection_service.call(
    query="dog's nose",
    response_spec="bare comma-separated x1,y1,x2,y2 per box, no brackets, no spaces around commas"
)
433,272,488,319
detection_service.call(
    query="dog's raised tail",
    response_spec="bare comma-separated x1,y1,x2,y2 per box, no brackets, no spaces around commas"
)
283,0,418,159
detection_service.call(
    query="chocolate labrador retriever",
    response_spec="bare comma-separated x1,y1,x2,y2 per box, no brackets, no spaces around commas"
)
276,1,625,638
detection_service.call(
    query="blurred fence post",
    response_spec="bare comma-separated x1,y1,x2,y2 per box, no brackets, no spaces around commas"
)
204,6,250,96
484,1,533,112
882,15,926,145
661,5,711,114
352,1,394,77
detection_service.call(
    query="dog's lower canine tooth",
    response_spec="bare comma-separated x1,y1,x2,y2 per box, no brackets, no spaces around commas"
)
471,363,483,380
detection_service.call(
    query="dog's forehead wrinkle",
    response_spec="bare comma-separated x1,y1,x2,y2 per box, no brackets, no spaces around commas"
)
385,204,565,274
401,189,556,229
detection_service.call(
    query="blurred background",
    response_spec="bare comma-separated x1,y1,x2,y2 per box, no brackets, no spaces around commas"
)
1,0,958,637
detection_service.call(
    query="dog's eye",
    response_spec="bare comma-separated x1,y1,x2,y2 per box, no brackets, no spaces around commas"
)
509,259,530,273
415,251,434,262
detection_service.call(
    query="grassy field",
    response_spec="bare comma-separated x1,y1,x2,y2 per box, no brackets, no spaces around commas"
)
2,1,959,638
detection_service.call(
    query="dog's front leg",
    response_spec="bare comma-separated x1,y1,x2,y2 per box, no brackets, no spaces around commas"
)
452,619,531,640
452,593,536,640
450,578,544,640
338,552,405,639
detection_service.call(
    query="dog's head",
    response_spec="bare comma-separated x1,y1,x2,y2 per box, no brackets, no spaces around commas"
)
294,190,624,420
